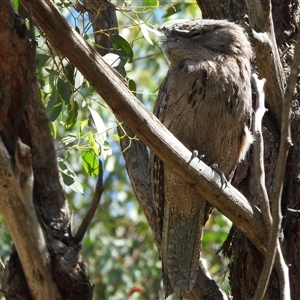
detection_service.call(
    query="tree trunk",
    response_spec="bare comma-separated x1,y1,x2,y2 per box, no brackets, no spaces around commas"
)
4,0,299,299
196,0,300,299
0,2,93,299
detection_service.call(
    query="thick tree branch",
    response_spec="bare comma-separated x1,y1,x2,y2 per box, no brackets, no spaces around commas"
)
196,0,247,22
245,0,286,129
23,0,268,255
0,139,61,299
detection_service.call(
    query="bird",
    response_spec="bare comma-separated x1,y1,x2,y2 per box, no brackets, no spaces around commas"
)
150,19,253,298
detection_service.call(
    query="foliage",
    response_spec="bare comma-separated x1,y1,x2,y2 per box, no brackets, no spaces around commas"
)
0,1,231,299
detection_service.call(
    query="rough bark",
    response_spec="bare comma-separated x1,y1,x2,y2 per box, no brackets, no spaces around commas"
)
8,0,300,299
84,0,118,56
0,2,93,299
197,0,300,299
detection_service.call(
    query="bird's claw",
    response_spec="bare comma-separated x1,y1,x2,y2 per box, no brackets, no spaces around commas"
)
188,152,227,189
211,164,228,189
188,150,205,165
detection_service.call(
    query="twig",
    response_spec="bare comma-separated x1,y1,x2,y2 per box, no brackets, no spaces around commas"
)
74,159,104,243
251,74,272,229
251,74,289,300
251,73,274,300
275,246,290,300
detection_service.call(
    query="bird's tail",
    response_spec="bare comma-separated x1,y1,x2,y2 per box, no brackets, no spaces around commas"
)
162,200,208,298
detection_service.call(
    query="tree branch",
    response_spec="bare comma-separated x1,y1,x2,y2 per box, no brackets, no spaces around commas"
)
0,138,61,299
251,74,290,300
245,0,286,129
252,74,271,229
74,159,104,243
23,0,269,255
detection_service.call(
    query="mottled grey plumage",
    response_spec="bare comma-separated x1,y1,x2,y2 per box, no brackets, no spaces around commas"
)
151,19,253,298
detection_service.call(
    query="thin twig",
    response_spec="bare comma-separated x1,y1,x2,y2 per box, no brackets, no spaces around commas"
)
251,73,272,229
74,159,104,243
251,74,274,300
251,72,289,298
275,245,290,300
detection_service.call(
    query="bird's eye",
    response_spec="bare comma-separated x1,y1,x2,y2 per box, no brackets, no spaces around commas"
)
188,31,201,38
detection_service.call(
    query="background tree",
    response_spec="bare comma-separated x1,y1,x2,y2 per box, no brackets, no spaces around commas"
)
0,0,299,300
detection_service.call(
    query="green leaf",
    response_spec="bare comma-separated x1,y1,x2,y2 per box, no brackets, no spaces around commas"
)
47,88,63,121
59,159,76,185
38,78,45,89
87,131,99,156
49,121,57,138
110,34,133,63
65,99,78,130
103,140,112,157
36,53,50,69
128,78,136,96
82,150,99,176
114,134,121,141
80,119,89,131
12,0,19,10
57,77,72,105
143,0,159,7
64,63,75,86
37,35,46,48
163,3,190,18
59,159,83,194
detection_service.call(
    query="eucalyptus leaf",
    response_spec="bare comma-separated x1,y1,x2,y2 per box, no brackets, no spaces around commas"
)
110,34,134,63
82,150,99,176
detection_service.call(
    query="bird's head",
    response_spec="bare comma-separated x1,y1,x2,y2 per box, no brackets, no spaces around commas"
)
161,19,252,66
